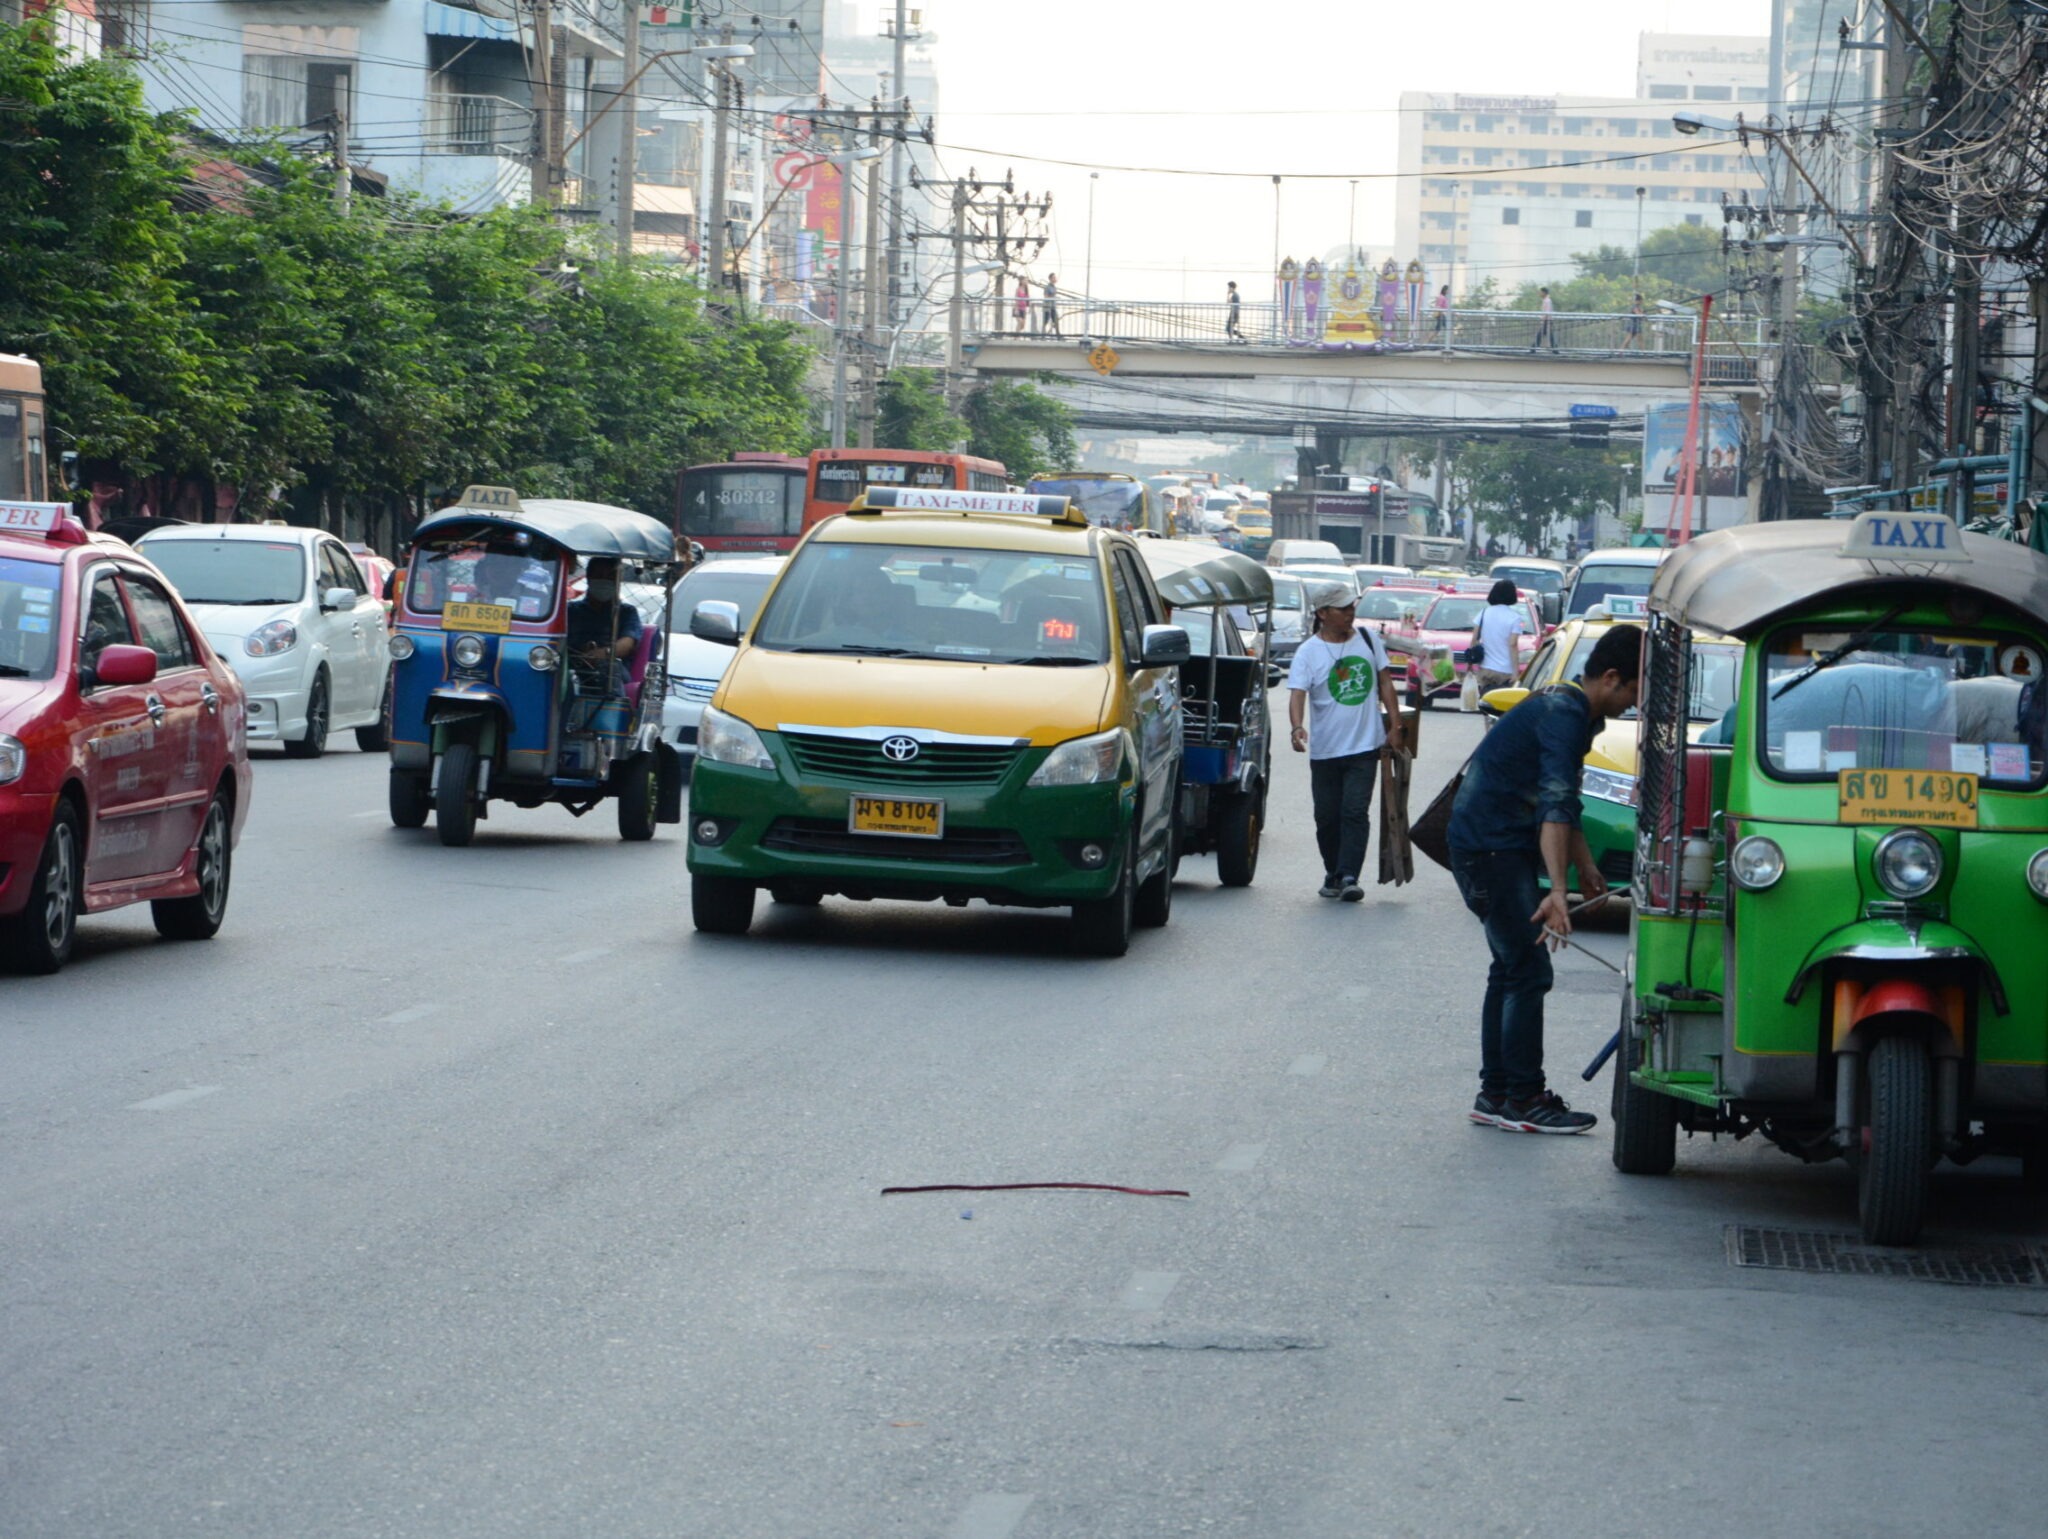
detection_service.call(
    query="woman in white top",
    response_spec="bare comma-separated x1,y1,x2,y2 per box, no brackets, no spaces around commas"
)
1471,578,1527,693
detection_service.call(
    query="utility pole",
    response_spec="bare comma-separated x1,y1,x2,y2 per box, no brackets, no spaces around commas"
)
1862,0,1919,496
704,26,737,301
831,149,865,448
332,101,351,216
945,178,969,409
1943,0,1995,522
861,103,886,447
886,0,912,328
527,0,555,205
612,0,639,259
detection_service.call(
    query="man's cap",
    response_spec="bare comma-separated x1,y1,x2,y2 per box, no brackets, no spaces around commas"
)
1305,579,1357,612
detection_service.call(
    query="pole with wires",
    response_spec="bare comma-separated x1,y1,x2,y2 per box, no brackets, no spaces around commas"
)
613,0,639,259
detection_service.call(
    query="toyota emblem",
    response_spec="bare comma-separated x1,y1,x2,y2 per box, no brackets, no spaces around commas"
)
880,735,921,762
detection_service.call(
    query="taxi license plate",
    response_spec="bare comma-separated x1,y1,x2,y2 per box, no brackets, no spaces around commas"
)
1838,768,1979,829
442,602,513,634
849,796,945,839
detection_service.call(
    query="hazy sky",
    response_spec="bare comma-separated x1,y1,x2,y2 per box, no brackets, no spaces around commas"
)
864,0,1773,302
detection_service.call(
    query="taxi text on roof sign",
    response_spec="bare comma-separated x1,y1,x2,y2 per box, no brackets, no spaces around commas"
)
1840,509,1972,564
850,487,1076,520
0,501,70,536
456,485,525,513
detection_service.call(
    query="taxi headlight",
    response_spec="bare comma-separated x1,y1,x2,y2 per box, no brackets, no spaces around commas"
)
246,619,297,658
0,733,24,786
1874,828,1942,900
528,644,559,672
2029,849,2048,903
388,633,415,661
1582,767,1637,807
1027,727,1126,788
1730,835,1785,892
698,706,774,770
451,634,487,669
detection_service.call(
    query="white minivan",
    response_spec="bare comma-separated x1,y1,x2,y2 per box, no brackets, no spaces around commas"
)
138,526,391,756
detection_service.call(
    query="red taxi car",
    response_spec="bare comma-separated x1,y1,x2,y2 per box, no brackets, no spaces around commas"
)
0,504,252,973
1394,589,1543,708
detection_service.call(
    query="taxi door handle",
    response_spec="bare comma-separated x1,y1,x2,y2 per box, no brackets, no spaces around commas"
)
200,684,219,715
145,694,165,725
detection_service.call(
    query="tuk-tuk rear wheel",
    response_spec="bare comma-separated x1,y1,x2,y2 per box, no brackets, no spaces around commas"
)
1610,1002,1677,1175
1858,1034,1933,1246
435,742,480,848
389,769,430,829
616,752,658,842
1216,788,1261,887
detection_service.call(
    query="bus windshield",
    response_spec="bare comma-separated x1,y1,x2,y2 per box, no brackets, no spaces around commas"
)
753,541,1109,665
813,459,960,505
679,467,801,540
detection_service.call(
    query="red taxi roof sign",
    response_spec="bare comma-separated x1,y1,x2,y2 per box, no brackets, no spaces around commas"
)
848,487,1079,522
0,501,72,538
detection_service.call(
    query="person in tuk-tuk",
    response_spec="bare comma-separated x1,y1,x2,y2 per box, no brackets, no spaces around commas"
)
567,556,642,695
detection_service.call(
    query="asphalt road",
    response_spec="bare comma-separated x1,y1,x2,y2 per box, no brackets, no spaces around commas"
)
5,709,2046,1538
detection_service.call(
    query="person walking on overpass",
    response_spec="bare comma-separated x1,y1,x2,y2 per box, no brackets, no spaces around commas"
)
1226,281,1245,342
1531,287,1558,352
1042,274,1062,337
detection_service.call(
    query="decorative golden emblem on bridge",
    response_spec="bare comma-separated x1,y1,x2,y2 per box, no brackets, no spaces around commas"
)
1088,343,1120,376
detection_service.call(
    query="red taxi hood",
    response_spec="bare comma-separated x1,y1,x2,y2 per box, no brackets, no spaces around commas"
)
716,647,1114,748
0,678,64,738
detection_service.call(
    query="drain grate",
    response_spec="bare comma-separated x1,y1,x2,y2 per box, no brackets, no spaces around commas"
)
1725,1226,2048,1287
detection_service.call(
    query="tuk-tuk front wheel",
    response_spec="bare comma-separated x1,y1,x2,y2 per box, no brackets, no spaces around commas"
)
1858,1034,1933,1246
1610,1001,1677,1175
435,742,480,848
1216,787,1262,888
693,874,756,936
389,769,430,829
616,752,659,842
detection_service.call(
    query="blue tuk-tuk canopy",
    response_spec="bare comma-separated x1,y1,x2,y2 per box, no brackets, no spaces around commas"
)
1652,517,2048,639
414,486,676,564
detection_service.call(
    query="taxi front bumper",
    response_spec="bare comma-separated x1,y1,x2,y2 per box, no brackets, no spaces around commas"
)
0,787,58,918
687,749,1131,906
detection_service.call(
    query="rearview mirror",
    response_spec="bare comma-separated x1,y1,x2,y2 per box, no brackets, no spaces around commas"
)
1138,623,1192,668
94,643,158,688
322,586,356,612
690,599,741,645
1480,686,1529,717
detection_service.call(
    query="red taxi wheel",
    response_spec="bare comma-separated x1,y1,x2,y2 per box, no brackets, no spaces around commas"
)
3,803,81,975
152,791,232,941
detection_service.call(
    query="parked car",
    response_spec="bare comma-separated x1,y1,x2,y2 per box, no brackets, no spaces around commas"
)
0,510,252,972
662,556,785,774
139,525,392,757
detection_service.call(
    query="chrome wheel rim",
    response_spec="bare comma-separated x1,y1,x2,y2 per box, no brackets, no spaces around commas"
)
42,822,76,950
197,803,228,917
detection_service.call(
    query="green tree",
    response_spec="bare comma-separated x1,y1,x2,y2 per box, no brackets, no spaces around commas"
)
1453,437,1633,554
960,377,1075,478
875,367,966,451
1509,222,1728,312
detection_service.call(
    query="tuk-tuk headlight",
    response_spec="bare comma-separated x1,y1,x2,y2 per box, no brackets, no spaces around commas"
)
388,633,414,661
698,705,774,770
528,644,559,672
1874,829,1942,900
450,634,487,669
1730,835,1785,892
2026,848,2048,902
1027,727,1126,787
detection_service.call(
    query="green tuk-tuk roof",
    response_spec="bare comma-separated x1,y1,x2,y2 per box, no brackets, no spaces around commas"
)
414,499,676,564
1652,519,2048,638
1136,540,1275,609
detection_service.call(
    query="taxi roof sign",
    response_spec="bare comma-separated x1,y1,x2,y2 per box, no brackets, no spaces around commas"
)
0,501,71,537
1840,509,1971,564
456,485,525,514
848,486,1081,523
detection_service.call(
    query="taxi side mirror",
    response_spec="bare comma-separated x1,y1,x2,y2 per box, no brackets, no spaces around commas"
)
93,643,158,688
1138,624,1192,668
690,600,741,645
1480,686,1529,717
1541,593,1561,626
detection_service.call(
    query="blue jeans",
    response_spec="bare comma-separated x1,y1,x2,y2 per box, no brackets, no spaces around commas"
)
1449,847,1553,1099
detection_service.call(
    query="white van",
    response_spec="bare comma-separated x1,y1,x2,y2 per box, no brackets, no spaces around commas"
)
1562,547,1664,620
1268,539,1347,569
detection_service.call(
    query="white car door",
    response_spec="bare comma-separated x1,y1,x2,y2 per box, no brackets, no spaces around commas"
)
325,539,386,722
312,541,370,720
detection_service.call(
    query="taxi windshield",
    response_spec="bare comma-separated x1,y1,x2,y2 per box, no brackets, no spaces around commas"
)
752,541,1110,665
0,556,60,679
144,539,305,605
1422,596,1486,631
1494,565,1562,594
1359,589,1430,622
1760,627,2047,787
406,537,559,619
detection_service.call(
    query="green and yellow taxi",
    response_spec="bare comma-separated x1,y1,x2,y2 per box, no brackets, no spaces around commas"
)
1225,507,1274,560
1483,605,1741,891
683,488,1190,956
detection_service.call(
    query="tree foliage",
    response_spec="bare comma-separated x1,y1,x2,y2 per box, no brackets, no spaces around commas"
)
875,368,967,451
1442,437,1634,554
960,377,1075,478
1507,223,1729,312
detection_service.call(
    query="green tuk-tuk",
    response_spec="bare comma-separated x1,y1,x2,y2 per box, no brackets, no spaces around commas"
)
1614,511,2048,1244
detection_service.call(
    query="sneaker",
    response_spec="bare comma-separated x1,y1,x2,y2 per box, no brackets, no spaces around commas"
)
1500,1090,1598,1135
1318,875,1342,899
1338,877,1365,902
1469,1091,1508,1128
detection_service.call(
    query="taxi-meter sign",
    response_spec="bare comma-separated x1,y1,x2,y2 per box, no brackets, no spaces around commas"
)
1088,344,1120,376
0,501,69,536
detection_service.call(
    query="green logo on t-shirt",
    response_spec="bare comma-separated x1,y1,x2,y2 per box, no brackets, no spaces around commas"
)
1328,654,1375,705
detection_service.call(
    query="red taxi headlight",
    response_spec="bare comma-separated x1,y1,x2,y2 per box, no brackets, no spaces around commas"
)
0,734,24,785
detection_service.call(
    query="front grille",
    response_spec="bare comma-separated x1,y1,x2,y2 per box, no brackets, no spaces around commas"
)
671,675,718,701
1598,848,1635,883
761,817,1029,865
783,732,1021,786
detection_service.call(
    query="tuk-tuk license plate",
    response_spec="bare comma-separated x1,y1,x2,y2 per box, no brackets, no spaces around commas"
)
1838,769,1979,829
849,796,945,839
442,602,513,635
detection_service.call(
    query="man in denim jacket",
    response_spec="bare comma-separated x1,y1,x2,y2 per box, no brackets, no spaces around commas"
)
1448,624,1642,1133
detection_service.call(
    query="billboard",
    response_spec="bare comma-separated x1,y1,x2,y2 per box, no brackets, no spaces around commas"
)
1643,400,1748,538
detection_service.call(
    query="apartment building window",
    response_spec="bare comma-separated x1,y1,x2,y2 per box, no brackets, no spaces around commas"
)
1472,115,1497,132
1473,181,1502,194
1521,115,1550,134
1739,86,1768,101
1471,148,1498,167
1428,112,1460,131
1614,119,1638,137
1502,207,1520,225
1562,117,1588,135
1649,84,1685,100
101,0,150,55
1693,85,1732,101
1575,210,1593,227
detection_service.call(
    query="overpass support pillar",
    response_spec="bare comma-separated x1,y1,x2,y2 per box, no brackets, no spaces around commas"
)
1296,429,1347,484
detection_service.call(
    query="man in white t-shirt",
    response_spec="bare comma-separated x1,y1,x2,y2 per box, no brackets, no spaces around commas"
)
1287,579,1407,901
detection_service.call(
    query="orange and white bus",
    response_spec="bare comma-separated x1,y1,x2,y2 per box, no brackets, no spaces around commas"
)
0,355,49,503
802,448,1008,533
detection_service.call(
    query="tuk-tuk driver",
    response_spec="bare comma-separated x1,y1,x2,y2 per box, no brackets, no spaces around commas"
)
1447,622,1642,1135
567,556,642,693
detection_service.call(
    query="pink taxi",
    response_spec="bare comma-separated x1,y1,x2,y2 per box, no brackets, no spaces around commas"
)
1394,590,1543,708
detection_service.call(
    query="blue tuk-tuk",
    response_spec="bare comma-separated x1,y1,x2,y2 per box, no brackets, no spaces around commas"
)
386,486,687,846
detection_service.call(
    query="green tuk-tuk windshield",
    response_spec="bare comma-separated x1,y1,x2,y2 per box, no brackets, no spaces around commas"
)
752,541,1111,665
1760,627,2047,787
407,537,559,619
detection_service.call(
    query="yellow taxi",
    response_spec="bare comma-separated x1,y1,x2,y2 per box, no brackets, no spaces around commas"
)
683,487,1190,955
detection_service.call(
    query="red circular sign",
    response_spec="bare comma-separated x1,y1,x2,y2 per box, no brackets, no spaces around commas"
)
774,152,815,190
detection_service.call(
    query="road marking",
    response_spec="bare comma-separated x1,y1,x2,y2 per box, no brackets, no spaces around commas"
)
1215,1142,1266,1172
558,946,613,965
948,1493,1034,1539
350,810,385,819
1117,1270,1180,1311
128,1085,220,1112
382,1004,440,1025
1288,1053,1327,1076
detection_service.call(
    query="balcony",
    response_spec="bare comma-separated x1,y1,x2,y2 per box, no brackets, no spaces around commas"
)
424,93,532,158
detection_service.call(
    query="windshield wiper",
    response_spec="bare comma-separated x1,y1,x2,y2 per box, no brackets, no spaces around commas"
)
1770,602,1912,704
0,663,30,677
788,644,920,657
1003,655,1100,667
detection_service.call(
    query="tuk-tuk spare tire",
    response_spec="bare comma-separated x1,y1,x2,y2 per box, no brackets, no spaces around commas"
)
1216,786,1261,887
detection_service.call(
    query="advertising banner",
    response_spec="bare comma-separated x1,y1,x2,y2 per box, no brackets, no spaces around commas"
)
1643,400,1748,538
